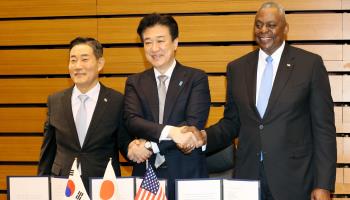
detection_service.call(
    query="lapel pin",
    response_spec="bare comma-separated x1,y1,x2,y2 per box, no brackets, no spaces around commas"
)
179,81,183,86
286,63,293,69
104,98,108,102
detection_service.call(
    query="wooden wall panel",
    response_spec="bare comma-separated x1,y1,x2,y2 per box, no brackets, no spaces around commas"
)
0,19,97,46
97,0,341,15
0,0,96,18
0,78,73,104
0,49,68,75
0,137,41,162
342,0,350,9
0,165,37,190
98,14,342,43
286,14,342,40
1,44,347,75
343,14,350,40
0,108,46,133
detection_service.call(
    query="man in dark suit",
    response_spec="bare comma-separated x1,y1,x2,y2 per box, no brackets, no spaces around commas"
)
124,14,211,200
38,37,151,190
185,2,336,200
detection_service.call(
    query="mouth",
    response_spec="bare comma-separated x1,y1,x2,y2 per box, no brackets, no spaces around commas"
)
74,72,85,77
150,54,163,60
258,36,273,42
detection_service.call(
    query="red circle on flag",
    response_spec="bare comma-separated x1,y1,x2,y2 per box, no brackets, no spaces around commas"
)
100,180,115,200
65,180,75,197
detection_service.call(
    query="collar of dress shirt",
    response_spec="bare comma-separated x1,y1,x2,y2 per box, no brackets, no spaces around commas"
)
258,41,285,65
153,59,176,82
72,82,100,103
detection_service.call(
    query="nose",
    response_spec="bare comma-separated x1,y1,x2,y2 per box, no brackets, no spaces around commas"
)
151,42,160,52
70,60,83,70
260,25,269,34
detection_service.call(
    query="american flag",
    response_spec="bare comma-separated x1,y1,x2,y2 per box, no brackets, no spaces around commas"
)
134,163,167,200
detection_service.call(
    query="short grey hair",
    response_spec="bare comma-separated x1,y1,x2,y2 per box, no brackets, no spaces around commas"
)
258,1,286,23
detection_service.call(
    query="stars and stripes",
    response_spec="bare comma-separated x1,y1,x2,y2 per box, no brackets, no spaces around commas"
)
134,163,167,200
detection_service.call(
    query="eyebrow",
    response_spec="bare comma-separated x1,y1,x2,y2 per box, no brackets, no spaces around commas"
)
144,35,166,40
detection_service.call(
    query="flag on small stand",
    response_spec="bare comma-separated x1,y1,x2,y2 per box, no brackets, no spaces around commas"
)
99,158,118,200
65,158,90,200
134,162,167,200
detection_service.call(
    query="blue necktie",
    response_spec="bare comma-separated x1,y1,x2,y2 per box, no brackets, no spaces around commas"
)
76,94,89,147
257,56,273,118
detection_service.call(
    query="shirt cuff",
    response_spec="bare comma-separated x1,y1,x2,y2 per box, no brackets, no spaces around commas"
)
150,142,160,154
159,125,173,141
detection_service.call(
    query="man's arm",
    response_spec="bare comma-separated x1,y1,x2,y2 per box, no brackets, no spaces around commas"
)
123,76,165,142
37,97,56,175
205,64,240,154
309,55,336,194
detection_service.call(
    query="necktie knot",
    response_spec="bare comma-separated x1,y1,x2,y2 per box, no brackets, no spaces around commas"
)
78,94,88,103
158,75,168,86
266,56,273,64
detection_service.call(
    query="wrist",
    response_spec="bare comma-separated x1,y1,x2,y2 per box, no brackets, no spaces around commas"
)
144,141,153,152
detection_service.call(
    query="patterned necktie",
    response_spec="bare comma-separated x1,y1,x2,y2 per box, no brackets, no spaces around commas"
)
76,94,89,147
257,56,273,118
155,75,168,168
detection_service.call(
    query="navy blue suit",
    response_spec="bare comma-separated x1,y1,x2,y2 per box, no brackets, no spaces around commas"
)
206,45,336,200
124,62,210,200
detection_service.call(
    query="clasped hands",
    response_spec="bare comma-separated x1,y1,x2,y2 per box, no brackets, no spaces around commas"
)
127,126,206,163
169,126,206,154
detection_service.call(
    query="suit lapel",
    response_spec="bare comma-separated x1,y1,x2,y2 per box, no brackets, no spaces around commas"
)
264,45,294,119
245,50,260,117
61,87,81,148
140,69,159,122
163,63,186,123
82,84,110,148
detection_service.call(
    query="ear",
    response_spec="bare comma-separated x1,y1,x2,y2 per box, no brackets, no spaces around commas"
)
173,38,179,50
97,57,105,72
284,22,289,35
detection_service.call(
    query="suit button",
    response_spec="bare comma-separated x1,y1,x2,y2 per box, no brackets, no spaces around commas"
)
259,124,264,130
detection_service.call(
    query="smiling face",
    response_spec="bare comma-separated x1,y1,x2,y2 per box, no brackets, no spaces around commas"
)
142,24,178,73
68,44,104,93
254,7,288,55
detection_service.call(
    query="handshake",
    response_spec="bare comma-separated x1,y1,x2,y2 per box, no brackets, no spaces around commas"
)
127,126,206,163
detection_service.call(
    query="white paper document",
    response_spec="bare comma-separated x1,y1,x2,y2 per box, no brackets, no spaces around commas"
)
8,176,50,200
176,179,221,200
90,177,135,200
50,176,68,200
223,179,259,200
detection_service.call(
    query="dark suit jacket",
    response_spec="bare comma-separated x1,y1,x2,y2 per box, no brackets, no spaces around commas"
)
206,45,336,200
38,83,131,188
124,61,210,179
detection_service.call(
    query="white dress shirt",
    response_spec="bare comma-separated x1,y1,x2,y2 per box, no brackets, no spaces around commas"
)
256,41,285,106
72,82,100,127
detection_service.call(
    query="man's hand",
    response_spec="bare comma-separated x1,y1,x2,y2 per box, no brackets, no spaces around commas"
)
172,126,207,154
127,139,152,163
311,188,331,200
169,126,197,153
183,126,207,148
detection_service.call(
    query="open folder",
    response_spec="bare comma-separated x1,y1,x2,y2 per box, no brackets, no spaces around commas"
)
176,178,260,200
